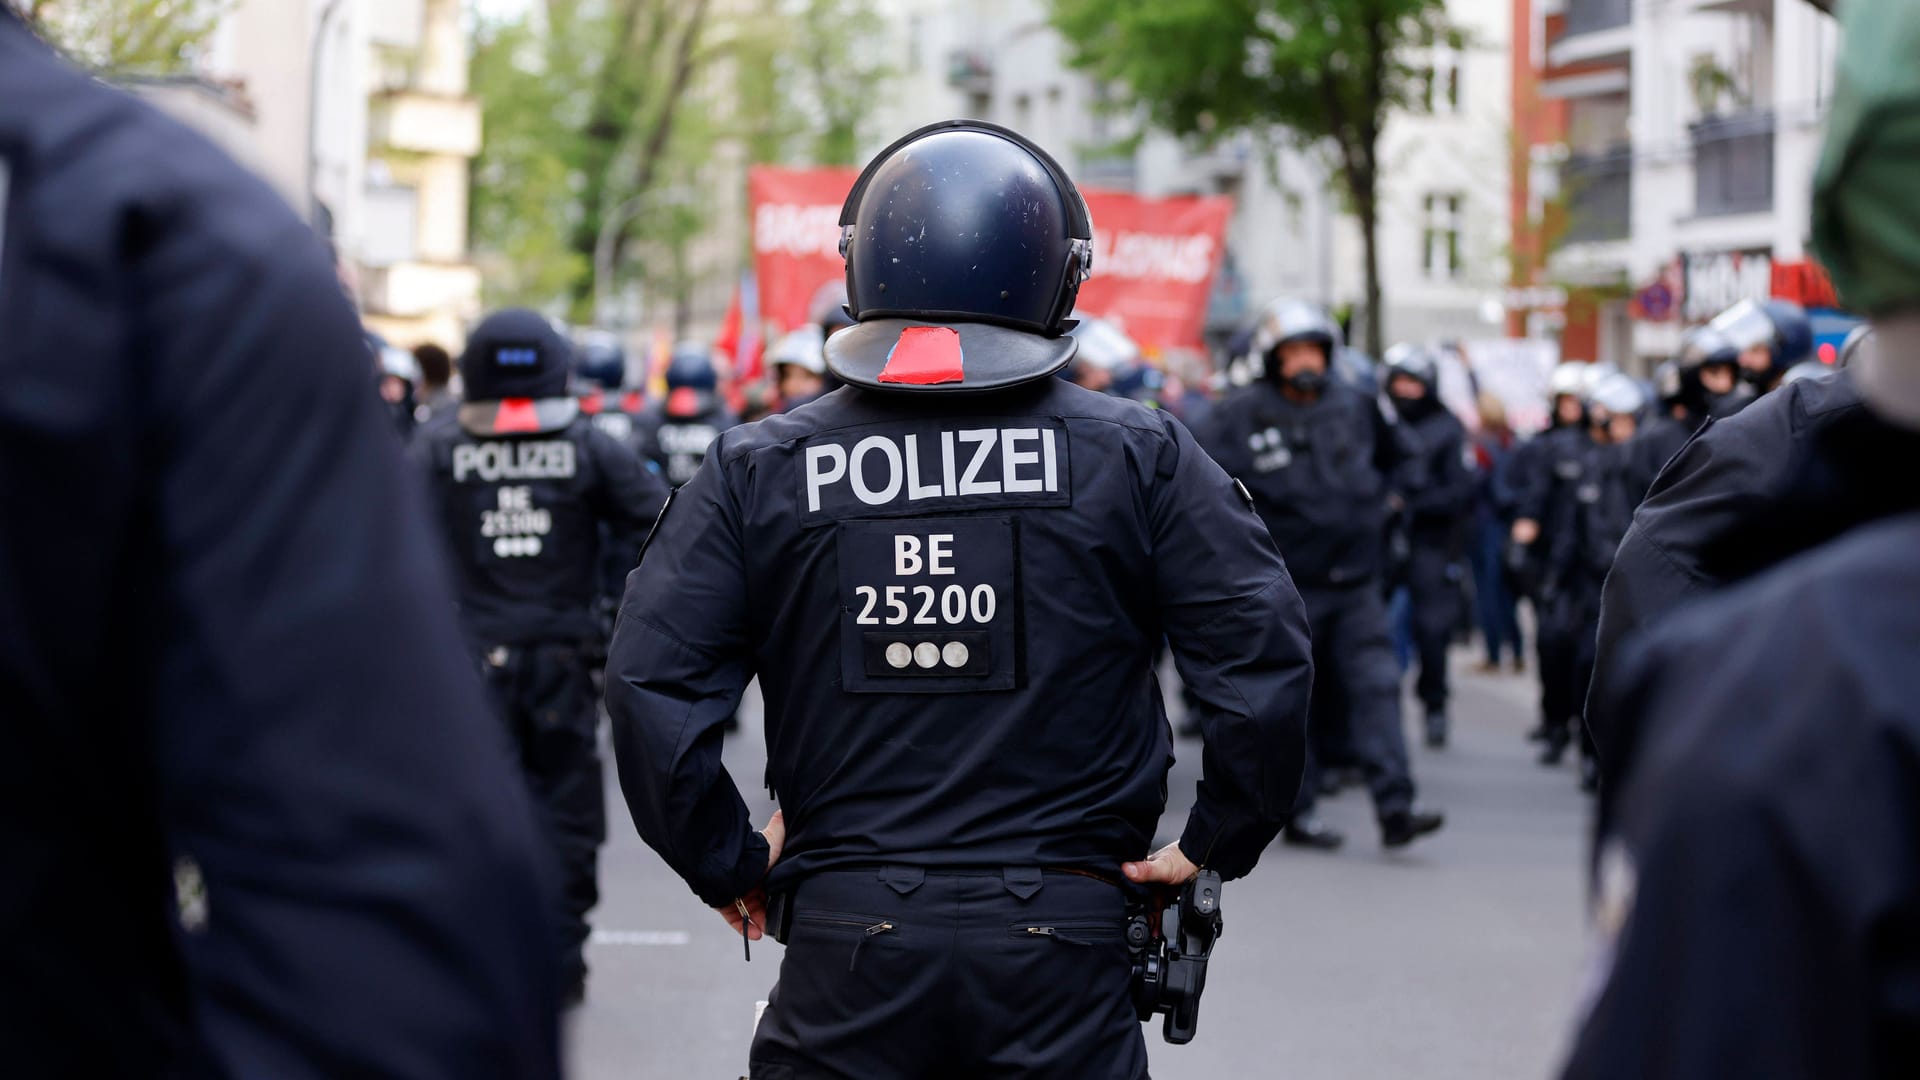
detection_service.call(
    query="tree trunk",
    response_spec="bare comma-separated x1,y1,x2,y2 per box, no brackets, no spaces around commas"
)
1354,164,1384,361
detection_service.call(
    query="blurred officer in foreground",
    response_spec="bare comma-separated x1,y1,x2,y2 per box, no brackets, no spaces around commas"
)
607,119,1312,1077
1510,362,1598,761
1586,0,1920,845
0,11,560,1074
1565,515,1920,1079
1710,297,1814,398
1383,345,1474,747
1199,300,1443,851
633,343,738,487
415,310,668,1003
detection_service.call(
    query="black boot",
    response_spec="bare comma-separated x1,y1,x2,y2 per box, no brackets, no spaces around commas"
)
1423,707,1448,749
1538,732,1569,766
1282,813,1346,851
1380,806,1446,848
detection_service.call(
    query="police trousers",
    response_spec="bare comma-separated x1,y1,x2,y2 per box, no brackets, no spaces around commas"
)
1536,587,1599,758
1406,545,1463,712
1292,584,1417,821
749,867,1149,1080
481,641,605,989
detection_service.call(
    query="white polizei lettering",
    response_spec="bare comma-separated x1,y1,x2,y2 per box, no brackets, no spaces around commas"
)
894,535,923,576
805,444,848,512
956,429,1001,496
1001,428,1042,493
452,440,576,483
850,435,904,505
1042,428,1059,491
927,534,954,575
903,434,942,500
941,431,958,496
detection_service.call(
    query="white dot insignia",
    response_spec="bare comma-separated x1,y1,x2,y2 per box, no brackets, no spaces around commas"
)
913,642,940,669
886,642,913,669
942,641,970,668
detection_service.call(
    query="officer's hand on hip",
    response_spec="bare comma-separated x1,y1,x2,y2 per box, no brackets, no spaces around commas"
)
716,811,786,940
1122,842,1199,886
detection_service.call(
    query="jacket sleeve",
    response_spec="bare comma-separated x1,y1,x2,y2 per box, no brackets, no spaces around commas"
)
1149,414,1313,880
144,224,560,1077
604,437,770,908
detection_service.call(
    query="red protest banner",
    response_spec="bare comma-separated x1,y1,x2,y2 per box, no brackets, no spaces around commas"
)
1078,190,1233,350
749,165,859,333
748,167,1233,350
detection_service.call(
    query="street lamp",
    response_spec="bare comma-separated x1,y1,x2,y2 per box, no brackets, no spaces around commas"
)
593,186,693,329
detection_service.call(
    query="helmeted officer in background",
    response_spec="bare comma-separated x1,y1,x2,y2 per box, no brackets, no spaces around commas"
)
1544,374,1647,791
1586,0,1920,866
1198,300,1443,852
1509,361,1600,761
415,309,668,1003
633,343,739,487
607,119,1313,1078
371,330,420,438
1710,297,1815,398
574,328,643,446
1383,344,1474,748
0,10,560,1074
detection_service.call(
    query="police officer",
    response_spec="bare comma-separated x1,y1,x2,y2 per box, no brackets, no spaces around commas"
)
606,119,1312,1077
372,330,420,438
415,309,668,1003
0,11,560,1074
1710,297,1815,397
1624,360,1693,495
1383,344,1474,747
1564,515,1920,1079
1509,361,1600,760
1547,374,1646,791
414,341,459,426
1198,300,1444,851
574,328,642,446
633,343,739,487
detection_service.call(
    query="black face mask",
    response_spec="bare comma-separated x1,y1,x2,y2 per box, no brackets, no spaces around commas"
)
1391,392,1437,420
1740,363,1777,390
1283,370,1329,395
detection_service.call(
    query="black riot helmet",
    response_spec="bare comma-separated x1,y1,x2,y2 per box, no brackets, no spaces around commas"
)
457,308,580,436
663,343,720,420
573,330,628,392
1677,325,1751,419
826,119,1094,393
1653,360,1684,409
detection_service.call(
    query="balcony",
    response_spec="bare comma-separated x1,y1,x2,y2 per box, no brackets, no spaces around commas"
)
1561,147,1632,245
1692,110,1773,217
946,50,993,95
1548,0,1633,69
369,90,481,158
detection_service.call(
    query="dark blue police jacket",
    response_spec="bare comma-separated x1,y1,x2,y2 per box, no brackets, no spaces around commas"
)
607,377,1312,908
1568,514,1920,1080
0,14,560,1077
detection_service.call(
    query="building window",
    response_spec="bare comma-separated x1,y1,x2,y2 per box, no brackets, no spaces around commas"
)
1425,48,1462,115
1423,194,1463,280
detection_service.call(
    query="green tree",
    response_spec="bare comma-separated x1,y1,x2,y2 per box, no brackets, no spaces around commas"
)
1051,0,1459,359
469,0,890,322
23,0,228,73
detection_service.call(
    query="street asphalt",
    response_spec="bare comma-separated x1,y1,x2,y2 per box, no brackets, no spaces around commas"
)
571,647,1594,1079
